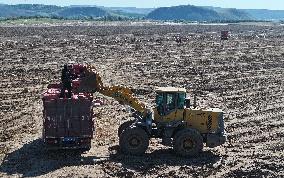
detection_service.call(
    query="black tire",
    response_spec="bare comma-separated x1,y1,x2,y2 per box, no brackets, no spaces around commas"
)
118,120,135,137
79,144,91,153
173,128,203,157
119,126,149,156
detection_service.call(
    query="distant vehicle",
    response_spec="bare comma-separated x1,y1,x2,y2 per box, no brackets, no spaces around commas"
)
221,31,229,40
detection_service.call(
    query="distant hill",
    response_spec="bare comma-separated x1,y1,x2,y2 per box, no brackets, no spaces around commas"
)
0,4,284,22
147,5,221,21
206,7,252,20
104,7,154,15
243,9,284,21
0,4,109,19
98,7,155,19
146,5,252,21
57,7,108,18
0,4,146,19
0,4,61,17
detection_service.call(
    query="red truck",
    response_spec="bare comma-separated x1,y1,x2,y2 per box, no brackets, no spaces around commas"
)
42,66,94,151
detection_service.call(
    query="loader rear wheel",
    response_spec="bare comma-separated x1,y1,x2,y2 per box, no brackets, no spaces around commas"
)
173,129,203,157
118,120,135,137
119,126,149,155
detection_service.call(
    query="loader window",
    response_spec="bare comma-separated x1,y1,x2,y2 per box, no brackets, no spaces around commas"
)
177,93,186,109
165,93,176,112
156,92,176,116
156,92,180,116
156,93,164,115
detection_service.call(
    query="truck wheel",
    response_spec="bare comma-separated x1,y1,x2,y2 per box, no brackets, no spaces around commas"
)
173,129,203,157
119,126,149,155
118,120,135,137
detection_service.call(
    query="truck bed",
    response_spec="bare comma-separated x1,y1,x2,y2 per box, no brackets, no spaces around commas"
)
42,85,94,150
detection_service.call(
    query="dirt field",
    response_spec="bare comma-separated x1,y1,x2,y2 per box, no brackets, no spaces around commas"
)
0,22,283,177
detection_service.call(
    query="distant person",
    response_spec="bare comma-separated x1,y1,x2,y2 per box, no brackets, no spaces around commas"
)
176,36,182,44
60,64,72,98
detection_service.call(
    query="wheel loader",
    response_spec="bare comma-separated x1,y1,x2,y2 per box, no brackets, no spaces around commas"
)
72,65,226,157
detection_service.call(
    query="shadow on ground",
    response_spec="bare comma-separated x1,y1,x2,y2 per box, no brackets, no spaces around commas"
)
0,138,97,177
109,145,221,172
100,145,222,177
0,140,221,177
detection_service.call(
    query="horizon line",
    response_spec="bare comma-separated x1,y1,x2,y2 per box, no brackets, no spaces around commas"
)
0,3,284,11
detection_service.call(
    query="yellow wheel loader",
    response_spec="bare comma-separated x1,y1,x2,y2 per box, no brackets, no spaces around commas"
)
76,65,226,157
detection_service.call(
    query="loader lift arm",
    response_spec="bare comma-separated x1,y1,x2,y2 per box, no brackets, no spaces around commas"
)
77,65,149,118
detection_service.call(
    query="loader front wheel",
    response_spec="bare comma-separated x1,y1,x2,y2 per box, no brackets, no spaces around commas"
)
173,129,203,157
119,126,149,155
118,120,135,137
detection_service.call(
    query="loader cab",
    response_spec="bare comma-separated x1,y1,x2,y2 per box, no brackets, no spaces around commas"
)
155,87,186,116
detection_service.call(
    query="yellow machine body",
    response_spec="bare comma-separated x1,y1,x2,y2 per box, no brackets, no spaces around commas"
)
77,65,226,149
154,108,221,134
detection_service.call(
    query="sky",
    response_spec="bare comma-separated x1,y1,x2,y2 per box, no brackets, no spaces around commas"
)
0,0,284,10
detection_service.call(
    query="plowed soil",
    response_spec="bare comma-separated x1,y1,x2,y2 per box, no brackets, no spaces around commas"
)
0,22,283,178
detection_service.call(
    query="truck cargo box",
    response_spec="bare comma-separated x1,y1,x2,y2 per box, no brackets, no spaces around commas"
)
42,84,94,150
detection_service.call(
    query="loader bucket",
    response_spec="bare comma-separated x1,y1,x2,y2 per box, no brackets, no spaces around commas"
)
77,72,98,93
73,65,101,93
